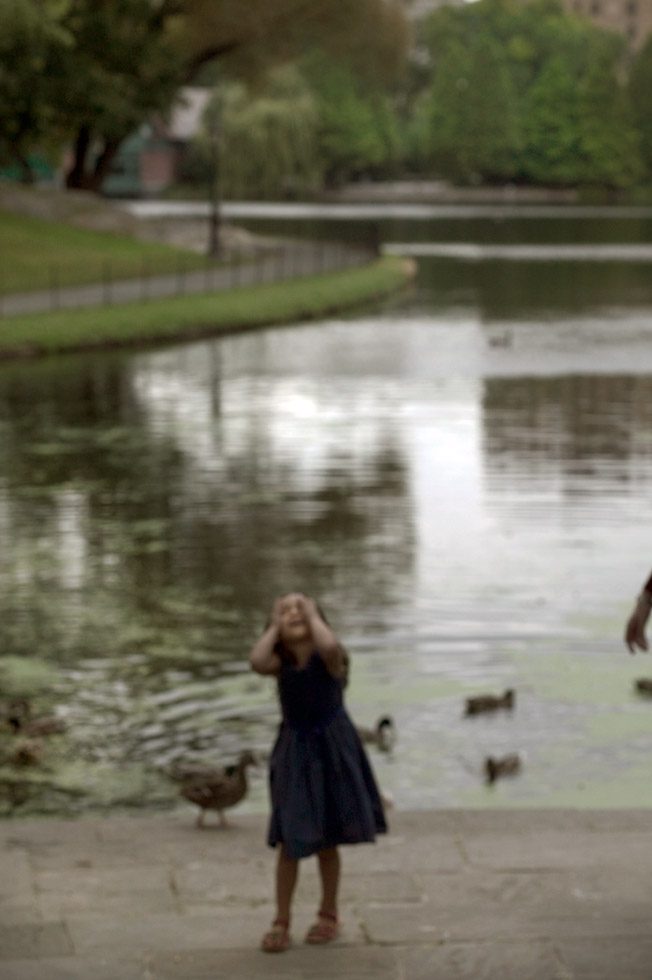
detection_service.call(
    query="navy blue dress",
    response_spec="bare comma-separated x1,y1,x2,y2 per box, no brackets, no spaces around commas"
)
267,651,387,860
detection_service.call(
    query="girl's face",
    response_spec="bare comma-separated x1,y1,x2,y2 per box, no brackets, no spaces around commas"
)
278,593,311,646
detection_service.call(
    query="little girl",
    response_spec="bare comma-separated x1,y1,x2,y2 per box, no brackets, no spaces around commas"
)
249,592,387,953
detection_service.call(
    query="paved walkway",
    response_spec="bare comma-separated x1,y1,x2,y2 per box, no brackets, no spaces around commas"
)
1,808,652,979
0,244,370,318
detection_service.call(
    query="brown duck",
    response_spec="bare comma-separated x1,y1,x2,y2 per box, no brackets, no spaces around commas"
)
171,750,257,828
465,689,515,716
4,698,66,737
484,752,523,784
9,738,44,767
635,678,652,696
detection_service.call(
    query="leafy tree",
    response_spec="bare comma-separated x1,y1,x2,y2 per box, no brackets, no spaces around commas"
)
416,0,643,189
629,35,652,178
575,35,643,188
302,54,401,186
423,34,521,184
3,0,408,191
514,5,642,187
420,0,587,92
520,55,581,184
57,0,184,190
0,0,71,181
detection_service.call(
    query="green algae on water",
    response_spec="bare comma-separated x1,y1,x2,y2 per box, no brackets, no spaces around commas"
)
0,656,60,697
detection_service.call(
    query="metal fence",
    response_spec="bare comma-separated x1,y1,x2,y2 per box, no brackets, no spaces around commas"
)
0,238,379,318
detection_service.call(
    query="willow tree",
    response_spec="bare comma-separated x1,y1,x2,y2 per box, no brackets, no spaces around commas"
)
423,34,521,184
198,67,323,200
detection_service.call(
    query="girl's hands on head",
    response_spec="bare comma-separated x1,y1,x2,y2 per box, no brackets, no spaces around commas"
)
297,594,319,622
249,598,285,675
270,596,285,630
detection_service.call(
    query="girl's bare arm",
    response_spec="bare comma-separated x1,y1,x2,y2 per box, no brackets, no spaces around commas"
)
301,596,346,678
249,623,282,675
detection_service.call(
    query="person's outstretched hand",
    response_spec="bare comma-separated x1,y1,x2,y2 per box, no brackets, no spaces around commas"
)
625,595,651,653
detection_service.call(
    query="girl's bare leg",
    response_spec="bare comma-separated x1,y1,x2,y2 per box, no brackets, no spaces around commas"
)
317,846,340,918
261,846,298,952
276,845,299,922
304,847,341,943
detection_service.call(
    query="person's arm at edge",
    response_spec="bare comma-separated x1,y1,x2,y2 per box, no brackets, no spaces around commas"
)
625,571,652,653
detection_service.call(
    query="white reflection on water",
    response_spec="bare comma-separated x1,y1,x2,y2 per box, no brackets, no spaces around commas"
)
55,488,88,591
125,307,652,809
386,242,652,261
132,350,408,495
125,199,652,221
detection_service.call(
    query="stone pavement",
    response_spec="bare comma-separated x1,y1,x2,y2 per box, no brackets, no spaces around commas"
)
1,808,652,980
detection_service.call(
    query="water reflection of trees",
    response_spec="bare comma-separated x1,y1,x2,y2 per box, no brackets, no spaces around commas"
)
0,349,415,671
481,375,652,487
419,258,652,319
0,345,417,811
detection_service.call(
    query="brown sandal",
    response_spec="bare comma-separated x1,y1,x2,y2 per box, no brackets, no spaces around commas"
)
261,917,291,953
304,909,339,945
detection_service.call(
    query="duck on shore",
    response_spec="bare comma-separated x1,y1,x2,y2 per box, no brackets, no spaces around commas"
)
169,749,257,828
465,689,515,716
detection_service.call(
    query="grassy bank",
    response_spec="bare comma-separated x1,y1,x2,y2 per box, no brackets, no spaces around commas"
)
0,208,208,295
0,256,415,360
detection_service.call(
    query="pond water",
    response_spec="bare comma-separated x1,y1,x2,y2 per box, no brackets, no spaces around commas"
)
2,207,652,816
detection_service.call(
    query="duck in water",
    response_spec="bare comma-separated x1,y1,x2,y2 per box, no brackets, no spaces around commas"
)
484,752,523,785
465,689,515,716
356,715,396,753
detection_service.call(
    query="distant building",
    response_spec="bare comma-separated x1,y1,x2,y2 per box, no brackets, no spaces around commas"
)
563,0,652,50
102,88,211,198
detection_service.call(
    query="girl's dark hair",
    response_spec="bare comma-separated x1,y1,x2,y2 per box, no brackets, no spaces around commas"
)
266,594,350,686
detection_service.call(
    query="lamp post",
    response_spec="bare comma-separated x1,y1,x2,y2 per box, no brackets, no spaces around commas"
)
206,97,221,259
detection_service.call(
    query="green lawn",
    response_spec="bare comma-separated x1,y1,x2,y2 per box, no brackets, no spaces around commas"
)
0,209,208,295
0,257,415,358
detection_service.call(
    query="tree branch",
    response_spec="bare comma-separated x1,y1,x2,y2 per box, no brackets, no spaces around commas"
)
184,39,243,82
182,0,340,82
